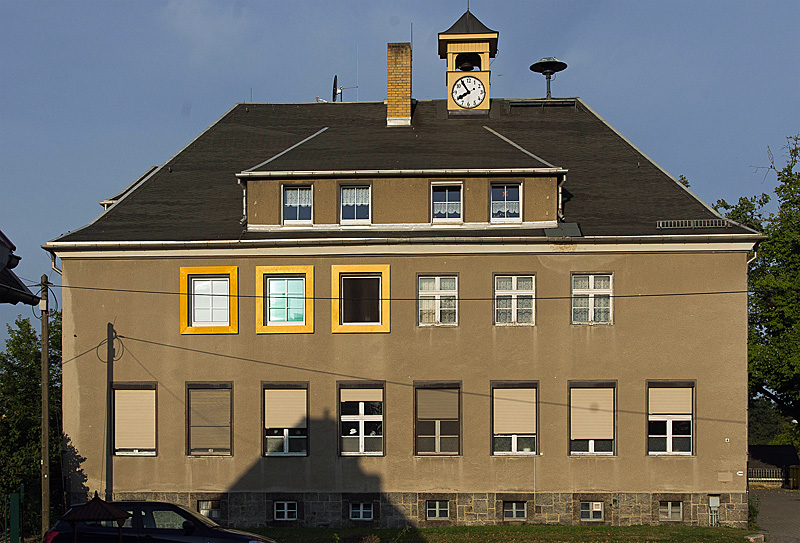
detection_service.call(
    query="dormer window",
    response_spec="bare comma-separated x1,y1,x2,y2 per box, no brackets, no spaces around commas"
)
491,183,521,222
431,184,462,222
283,185,312,224
340,185,371,224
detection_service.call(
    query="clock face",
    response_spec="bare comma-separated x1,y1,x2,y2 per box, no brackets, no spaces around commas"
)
451,76,486,109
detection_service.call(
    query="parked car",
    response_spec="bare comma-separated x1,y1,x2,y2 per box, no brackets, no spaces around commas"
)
43,501,276,542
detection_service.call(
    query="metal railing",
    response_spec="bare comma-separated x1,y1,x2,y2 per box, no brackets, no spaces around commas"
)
657,219,729,229
748,467,785,486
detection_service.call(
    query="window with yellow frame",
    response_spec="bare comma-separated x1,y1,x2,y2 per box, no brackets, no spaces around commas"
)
331,265,390,333
255,266,314,334
180,266,238,334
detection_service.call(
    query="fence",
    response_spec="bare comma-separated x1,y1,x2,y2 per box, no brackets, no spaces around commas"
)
748,467,785,487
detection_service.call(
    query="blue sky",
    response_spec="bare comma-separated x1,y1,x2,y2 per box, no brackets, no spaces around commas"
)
1,0,798,341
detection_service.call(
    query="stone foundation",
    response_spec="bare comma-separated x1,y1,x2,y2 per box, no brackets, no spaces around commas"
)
96,491,746,529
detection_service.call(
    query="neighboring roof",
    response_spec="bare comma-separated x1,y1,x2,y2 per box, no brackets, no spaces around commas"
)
438,10,498,58
49,98,760,245
749,445,800,469
0,229,40,306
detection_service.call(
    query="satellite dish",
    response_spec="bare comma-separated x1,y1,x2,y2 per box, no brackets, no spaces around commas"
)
529,57,567,99
332,75,338,103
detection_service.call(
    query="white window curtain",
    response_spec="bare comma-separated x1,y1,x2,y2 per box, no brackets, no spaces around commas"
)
341,187,369,206
285,187,312,207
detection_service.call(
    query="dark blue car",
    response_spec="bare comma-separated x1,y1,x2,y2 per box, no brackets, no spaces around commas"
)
44,501,276,543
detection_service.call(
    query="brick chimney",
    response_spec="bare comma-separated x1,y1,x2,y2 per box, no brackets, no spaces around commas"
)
387,42,412,127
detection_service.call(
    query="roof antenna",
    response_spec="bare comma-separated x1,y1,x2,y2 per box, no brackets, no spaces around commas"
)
530,57,567,99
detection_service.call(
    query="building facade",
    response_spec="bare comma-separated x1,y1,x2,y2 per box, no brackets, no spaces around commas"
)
46,11,760,530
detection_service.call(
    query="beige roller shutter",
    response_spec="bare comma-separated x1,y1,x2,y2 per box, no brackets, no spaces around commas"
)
649,387,692,414
493,388,536,434
265,388,307,428
189,388,230,451
114,389,156,450
417,388,459,419
570,388,614,440
340,388,383,402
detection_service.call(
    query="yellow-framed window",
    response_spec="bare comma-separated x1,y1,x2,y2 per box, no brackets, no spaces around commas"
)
255,266,314,334
331,265,390,333
180,266,238,334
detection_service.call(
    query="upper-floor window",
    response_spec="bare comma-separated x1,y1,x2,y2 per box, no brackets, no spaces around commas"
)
494,275,535,326
340,387,384,455
418,276,458,326
491,183,521,222
256,266,314,334
283,185,312,224
180,266,238,334
570,385,615,455
340,185,371,224
431,184,462,222
648,385,693,455
572,274,612,324
264,386,308,456
331,265,391,333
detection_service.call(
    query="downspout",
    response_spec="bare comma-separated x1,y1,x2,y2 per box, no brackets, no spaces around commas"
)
557,173,567,220
50,251,62,276
238,179,247,226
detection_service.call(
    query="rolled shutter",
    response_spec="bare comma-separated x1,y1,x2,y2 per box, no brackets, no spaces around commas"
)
493,388,536,434
417,388,458,419
189,388,230,452
265,389,307,428
114,389,156,451
570,388,614,440
649,387,692,415
340,388,383,402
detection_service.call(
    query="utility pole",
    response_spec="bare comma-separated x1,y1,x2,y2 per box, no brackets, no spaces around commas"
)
40,274,50,536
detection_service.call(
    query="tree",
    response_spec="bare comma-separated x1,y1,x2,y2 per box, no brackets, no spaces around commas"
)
0,312,64,535
716,135,800,443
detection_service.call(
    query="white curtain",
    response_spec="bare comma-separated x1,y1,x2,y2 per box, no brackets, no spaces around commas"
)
341,186,369,206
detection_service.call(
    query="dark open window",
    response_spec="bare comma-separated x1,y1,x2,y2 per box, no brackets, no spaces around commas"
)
340,275,381,324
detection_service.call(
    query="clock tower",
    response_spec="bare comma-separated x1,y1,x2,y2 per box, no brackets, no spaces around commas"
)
438,10,498,116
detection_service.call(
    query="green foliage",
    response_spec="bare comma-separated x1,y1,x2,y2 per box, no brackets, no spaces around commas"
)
715,134,800,423
677,174,691,188
748,495,760,529
0,312,64,535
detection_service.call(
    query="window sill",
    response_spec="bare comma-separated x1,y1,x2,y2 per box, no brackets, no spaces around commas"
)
494,323,535,327
570,453,615,457
418,323,459,327
188,454,232,458
492,452,537,456
648,452,693,456
341,452,384,457
414,454,461,458
264,453,308,457
571,322,613,326
114,451,156,457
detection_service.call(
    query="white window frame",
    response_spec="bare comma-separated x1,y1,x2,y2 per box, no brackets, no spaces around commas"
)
648,414,693,455
418,275,458,326
426,500,449,519
340,392,384,456
190,276,230,327
197,500,221,520
349,502,373,521
659,500,683,521
571,274,613,325
340,274,382,325
502,501,526,520
570,438,614,455
490,182,522,223
580,501,604,521
266,276,306,326
431,183,463,223
494,275,535,326
493,433,537,455
274,501,297,521
282,185,313,225
340,185,371,225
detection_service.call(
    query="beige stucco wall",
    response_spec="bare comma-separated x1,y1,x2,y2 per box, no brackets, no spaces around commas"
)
246,176,558,225
60,247,749,498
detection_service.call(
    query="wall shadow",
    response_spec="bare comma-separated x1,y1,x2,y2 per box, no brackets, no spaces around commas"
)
219,410,421,538
62,434,89,507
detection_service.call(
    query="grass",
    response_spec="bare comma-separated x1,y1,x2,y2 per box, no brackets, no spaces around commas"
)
248,524,753,543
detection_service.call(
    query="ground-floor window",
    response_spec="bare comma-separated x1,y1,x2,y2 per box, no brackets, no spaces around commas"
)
659,501,682,521
197,500,220,520
274,501,298,521
503,501,526,520
579,501,603,521
350,502,373,520
426,500,449,519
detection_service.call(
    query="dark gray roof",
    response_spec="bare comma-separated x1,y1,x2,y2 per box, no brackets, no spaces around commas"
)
438,10,498,58
1,230,40,306
441,10,496,35
51,98,758,244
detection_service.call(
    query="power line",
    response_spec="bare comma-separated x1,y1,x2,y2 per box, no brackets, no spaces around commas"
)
40,282,754,301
